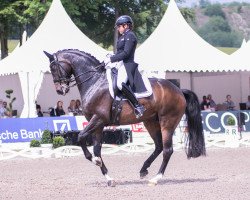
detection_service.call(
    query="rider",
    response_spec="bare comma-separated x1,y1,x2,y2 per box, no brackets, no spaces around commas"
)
103,15,146,118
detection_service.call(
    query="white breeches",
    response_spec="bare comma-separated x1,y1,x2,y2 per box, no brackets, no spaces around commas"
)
117,64,128,90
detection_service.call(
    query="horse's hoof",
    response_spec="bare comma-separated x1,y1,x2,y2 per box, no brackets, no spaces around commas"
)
107,180,116,187
148,180,157,186
140,170,148,179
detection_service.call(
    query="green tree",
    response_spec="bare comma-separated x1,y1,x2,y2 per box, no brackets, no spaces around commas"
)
198,16,242,47
199,0,211,8
204,4,226,19
64,0,167,49
180,7,196,24
0,0,49,59
1,0,191,55
200,16,231,33
0,0,17,59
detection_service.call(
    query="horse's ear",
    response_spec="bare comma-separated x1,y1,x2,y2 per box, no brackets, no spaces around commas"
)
43,51,54,63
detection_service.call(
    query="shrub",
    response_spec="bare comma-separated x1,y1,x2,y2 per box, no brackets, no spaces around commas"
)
41,130,52,144
227,116,236,126
53,136,65,149
30,139,41,147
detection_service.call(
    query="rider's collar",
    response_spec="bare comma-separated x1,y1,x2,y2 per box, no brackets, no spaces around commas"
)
122,29,130,35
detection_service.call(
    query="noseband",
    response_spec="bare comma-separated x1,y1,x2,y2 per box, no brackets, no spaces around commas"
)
50,57,104,89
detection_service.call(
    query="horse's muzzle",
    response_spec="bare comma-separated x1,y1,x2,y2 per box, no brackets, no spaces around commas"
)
54,83,69,96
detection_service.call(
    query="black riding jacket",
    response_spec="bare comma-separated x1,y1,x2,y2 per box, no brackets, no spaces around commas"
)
110,29,146,93
110,29,137,63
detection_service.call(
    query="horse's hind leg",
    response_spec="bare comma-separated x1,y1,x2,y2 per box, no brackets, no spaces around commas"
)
149,122,174,185
140,120,163,178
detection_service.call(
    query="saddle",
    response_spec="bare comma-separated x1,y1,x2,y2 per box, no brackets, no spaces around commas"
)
106,65,153,124
110,68,123,125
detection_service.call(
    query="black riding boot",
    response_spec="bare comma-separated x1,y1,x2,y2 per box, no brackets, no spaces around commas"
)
121,83,145,118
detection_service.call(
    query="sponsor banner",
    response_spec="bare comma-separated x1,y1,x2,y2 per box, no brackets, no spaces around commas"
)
0,117,77,143
2,110,249,143
131,123,147,132
75,116,133,132
201,110,250,133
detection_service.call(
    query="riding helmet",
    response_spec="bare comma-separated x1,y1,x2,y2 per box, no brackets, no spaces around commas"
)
115,15,133,27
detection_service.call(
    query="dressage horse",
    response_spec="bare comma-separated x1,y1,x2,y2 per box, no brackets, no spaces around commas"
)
44,49,206,186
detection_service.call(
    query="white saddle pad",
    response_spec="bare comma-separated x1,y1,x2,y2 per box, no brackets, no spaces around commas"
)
106,67,152,99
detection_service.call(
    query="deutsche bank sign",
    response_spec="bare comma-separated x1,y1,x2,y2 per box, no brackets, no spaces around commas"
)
53,119,72,132
0,117,77,143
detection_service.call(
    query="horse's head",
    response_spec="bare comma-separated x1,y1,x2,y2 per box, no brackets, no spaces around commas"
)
44,51,72,96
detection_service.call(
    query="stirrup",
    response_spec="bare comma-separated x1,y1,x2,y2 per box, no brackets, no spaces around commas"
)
134,105,145,119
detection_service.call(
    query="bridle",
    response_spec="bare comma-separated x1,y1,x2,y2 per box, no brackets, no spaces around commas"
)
50,56,104,89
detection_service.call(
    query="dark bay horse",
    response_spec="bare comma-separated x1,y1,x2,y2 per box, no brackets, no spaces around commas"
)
44,49,206,186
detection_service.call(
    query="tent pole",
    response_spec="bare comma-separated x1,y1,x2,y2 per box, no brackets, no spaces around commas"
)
27,72,30,118
190,71,194,91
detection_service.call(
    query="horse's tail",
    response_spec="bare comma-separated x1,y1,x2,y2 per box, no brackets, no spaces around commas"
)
182,89,206,159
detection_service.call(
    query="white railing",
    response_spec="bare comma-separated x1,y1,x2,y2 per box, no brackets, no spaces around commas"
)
0,133,250,160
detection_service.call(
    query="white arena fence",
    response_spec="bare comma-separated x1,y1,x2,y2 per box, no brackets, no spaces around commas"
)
1,131,250,160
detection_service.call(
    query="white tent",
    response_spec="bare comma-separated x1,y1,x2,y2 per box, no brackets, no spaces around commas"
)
228,39,250,71
0,0,107,117
136,0,233,72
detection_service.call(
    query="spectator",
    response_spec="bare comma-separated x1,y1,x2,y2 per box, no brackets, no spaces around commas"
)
207,94,216,111
55,100,65,116
246,95,250,110
75,99,83,115
223,94,235,111
0,100,7,118
68,99,77,116
36,103,43,117
3,101,11,117
200,95,210,110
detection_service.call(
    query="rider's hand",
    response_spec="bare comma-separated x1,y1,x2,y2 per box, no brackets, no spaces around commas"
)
104,57,111,65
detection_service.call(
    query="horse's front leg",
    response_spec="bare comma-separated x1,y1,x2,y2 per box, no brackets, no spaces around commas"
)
77,115,104,163
92,130,116,187
78,115,115,186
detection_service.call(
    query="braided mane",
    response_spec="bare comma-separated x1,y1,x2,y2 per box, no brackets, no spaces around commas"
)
56,49,101,64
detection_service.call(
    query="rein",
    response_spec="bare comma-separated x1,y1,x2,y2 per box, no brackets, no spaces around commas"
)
51,59,104,89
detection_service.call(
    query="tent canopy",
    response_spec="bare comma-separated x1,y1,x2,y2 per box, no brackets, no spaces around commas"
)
0,0,107,75
0,0,107,117
135,0,240,72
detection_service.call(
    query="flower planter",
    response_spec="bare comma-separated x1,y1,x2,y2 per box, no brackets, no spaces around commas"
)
225,125,240,148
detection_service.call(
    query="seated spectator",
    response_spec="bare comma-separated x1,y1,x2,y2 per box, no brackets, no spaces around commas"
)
223,94,235,111
55,100,66,116
68,99,77,116
75,99,83,115
0,100,7,118
36,103,43,117
3,101,11,117
200,95,210,111
207,94,216,111
246,95,250,110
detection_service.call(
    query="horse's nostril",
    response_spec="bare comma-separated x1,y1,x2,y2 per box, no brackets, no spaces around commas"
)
56,90,63,95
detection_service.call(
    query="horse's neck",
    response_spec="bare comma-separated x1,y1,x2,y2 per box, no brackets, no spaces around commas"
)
74,67,108,103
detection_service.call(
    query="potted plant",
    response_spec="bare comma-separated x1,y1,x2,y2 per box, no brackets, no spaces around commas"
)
29,139,43,156
30,139,41,147
41,129,52,148
227,116,236,126
225,115,239,148
52,136,65,149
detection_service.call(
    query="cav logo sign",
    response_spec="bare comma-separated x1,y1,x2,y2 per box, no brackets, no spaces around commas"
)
53,119,72,132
